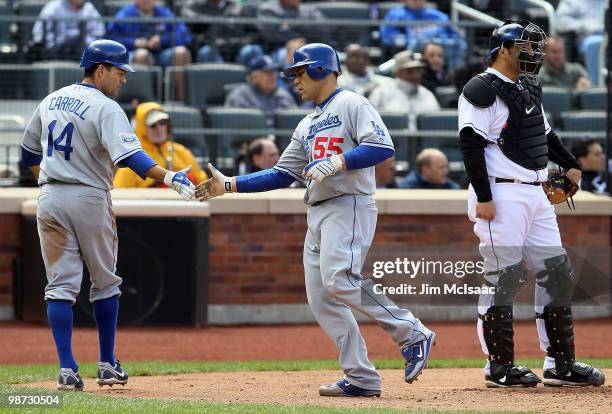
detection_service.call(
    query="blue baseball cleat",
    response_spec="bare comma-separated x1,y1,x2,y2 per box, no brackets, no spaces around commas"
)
97,360,128,387
319,379,381,397
402,330,436,383
57,368,84,391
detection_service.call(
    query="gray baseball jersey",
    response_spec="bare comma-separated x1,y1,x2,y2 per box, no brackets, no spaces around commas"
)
276,88,429,389
275,89,394,205
21,82,142,190
21,81,139,304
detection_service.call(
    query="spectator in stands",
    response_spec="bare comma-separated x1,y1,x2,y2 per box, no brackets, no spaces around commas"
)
256,0,329,51
249,137,280,173
421,42,450,92
107,0,193,100
225,55,296,127
338,44,394,98
556,0,607,85
571,139,607,194
235,137,280,175
113,102,208,188
32,0,105,60
399,148,459,189
180,0,242,62
539,36,591,91
375,156,399,189
379,0,466,70
369,50,440,130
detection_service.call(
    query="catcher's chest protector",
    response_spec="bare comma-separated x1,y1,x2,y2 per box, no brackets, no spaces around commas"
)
482,73,548,170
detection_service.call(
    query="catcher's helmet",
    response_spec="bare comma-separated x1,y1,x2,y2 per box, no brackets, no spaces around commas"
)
80,39,135,72
283,43,341,80
487,19,547,82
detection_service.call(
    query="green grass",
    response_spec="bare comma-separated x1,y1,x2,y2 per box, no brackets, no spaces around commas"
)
2,358,611,385
1,359,608,413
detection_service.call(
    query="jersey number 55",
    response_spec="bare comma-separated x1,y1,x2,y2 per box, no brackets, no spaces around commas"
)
313,136,344,160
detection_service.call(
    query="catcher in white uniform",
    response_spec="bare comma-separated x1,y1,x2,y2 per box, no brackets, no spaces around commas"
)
458,20,604,388
197,43,436,397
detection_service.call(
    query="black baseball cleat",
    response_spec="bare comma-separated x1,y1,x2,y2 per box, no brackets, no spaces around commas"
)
543,361,605,387
485,363,541,388
97,360,128,387
57,368,84,391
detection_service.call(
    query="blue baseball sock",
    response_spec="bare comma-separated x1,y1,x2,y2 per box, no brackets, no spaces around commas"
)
93,295,119,366
47,300,78,372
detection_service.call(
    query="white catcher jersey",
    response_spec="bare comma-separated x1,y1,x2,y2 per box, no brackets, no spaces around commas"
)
275,89,394,205
458,67,552,183
21,82,142,190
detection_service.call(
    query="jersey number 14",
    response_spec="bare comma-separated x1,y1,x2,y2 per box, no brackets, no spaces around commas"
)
47,120,74,161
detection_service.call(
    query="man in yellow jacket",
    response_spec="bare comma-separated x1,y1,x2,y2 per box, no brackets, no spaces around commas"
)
114,102,207,188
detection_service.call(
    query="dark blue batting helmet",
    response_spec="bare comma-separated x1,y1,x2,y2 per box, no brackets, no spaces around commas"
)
283,43,341,80
80,39,135,72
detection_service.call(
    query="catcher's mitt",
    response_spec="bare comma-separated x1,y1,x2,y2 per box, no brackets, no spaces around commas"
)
542,171,578,208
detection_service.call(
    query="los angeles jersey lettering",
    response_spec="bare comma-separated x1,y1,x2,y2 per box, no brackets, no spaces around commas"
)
275,89,394,205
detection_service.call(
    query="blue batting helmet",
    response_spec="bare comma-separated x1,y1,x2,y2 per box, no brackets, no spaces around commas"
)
283,43,341,80
80,39,135,72
487,19,547,81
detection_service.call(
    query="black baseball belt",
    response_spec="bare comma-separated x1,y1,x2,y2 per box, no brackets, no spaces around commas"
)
493,177,542,186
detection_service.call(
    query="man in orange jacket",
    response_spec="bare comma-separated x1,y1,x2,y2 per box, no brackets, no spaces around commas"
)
114,102,207,187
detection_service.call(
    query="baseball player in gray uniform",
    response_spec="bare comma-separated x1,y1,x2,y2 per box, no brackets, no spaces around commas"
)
197,43,436,397
20,39,195,391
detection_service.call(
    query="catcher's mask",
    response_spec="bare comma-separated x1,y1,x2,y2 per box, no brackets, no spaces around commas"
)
488,19,547,83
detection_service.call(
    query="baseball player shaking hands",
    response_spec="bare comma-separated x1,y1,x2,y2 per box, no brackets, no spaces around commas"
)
20,40,195,391
197,43,436,397
458,21,604,388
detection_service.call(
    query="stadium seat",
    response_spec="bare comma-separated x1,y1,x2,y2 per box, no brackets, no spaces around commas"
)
0,114,27,146
184,63,248,109
206,107,267,164
417,110,461,162
0,1,18,62
379,111,410,167
560,111,607,132
274,108,312,150
579,88,607,111
434,86,459,108
105,0,131,16
541,86,572,123
30,61,82,99
163,104,206,159
118,65,161,104
16,0,46,56
314,2,371,47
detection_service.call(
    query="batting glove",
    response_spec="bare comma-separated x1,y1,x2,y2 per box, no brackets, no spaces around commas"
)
163,166,195,201
195,163,233,201
303,154,343,183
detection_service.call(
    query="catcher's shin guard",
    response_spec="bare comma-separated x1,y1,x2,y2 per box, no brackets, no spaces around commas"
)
480,262,528,365
480,306,515,365
536,254,576,375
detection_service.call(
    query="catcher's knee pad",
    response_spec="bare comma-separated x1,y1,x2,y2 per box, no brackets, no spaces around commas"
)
537,305,575,374
485,261,528,306
480,306,514,365
535,254,574,305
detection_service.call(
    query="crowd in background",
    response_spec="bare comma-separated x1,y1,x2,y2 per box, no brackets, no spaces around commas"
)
14,0,611,193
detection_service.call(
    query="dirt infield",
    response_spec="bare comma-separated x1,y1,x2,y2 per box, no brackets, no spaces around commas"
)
1,319,611,364
23,368,612,413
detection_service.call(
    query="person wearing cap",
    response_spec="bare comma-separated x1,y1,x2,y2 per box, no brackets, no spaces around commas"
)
225,55,297,127
113,102,208,188
368,50,440,130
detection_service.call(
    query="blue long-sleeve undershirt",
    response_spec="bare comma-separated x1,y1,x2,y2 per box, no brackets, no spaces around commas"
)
235,167,295,192
344,144,394,170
